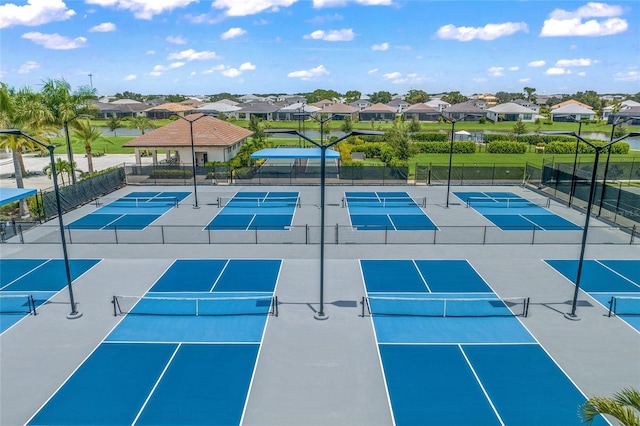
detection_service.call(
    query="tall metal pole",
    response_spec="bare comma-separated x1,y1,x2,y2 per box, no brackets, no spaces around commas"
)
0,130,80,318
568,120,583,207
189,120,199,209
63,120,76,185
597,121,617,216
446,119,455,208
566,146,601,319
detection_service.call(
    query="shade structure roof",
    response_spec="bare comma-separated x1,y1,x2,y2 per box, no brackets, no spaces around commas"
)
251,148,340,159
0,188,37,207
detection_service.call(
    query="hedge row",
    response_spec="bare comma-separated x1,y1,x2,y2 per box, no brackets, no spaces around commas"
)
484,134,577,144
486,141,528,154
410,132,448,142
413,141,476,154
542,141,630,154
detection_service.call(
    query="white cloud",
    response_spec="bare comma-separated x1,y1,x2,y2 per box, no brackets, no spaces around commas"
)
166,35,187,45
168,49,218,61
221,68,241,77
541,2,628,37
312,0,392,7
123,74,137,81
86,0,198,20
519,78,531,83
372,42,389,51
202,65,226,75
545,67,570,75
528,60,546,67
509,66,519,71
150,61,185,76
555,58,596,67
304,28,354,41
88,22,116,32
488,66,504,77
18,61,40,74
436,22,528,41
383,72,402,80
221,27,247,40
287,64,329,80
577,71,587,76
22,32,87,49
146,50,156,55
613,71,640,82
368,68,378,74
212,0,297,17
0,0,75,29
239,62,256,71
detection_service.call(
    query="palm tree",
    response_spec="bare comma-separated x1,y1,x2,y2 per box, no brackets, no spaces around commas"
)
71,118,109,173
580,387,640,426
40,78,96,132
127,116,154,135
107,113,122,136
0,84,53,217
43,158,77,186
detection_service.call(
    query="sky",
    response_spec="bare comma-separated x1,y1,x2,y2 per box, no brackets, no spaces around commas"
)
1,0,639,97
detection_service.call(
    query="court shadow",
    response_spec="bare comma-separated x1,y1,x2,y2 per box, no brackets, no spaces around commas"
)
536,300,593,316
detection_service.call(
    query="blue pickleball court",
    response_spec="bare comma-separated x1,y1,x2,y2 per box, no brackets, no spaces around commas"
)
206,191,298,230
345,191,437,230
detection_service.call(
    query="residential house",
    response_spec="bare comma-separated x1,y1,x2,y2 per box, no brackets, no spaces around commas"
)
91,101,148,119
123,114,253,166
318,103,359,120
312,99,334,109
550,99,592,110
442,102,486,121
144,103,194,119
512,99,540,113
607,106,640,126
349,99,372,111
387,99,410,113
236,102,283,121
425,99,451,112
402,103,440,122
550,104,596,122
602,100,640,120
358,103,397,122
486,103,538,122
274,102,320,121
193,102,242,119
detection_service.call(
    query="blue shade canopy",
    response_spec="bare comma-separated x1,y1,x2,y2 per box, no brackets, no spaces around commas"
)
250,148,340,159
0,188,37,207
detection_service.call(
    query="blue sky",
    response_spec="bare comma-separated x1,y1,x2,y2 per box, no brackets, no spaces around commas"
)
1,0,638,97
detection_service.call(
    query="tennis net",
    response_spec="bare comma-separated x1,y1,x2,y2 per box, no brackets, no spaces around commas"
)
218,196,300,208
465,197,550,209
112,294,278,316
362,295,529,317
96,196,180,208
343,196,426,208
608,296,640,316
0,294,37,315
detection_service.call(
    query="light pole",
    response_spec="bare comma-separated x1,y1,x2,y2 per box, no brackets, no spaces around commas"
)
597,116,640,216
172,113,208,209
440,114,481,207
63,114,93,185
265,128,384,319
544,130,640,320
0,129,81,319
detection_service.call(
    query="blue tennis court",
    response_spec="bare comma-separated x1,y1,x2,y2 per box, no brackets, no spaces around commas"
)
206,191,298,230
67,191,190,230
345,192,436,230
545,259,640,330
28,259,281,426
455,191,581,231
0,259,101,333
361,259,606,425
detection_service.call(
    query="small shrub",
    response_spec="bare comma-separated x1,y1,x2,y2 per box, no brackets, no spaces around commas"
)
486,141,527,154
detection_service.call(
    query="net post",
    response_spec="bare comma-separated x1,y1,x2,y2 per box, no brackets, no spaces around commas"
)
30,295,37,316
341,197,346,208
361,296,365,317
112,295,118,316
272,296,279,317
608,297,615,317
524,297,530,317
174,196,179,208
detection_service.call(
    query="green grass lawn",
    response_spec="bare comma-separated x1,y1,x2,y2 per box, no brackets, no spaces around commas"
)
50,136,137,155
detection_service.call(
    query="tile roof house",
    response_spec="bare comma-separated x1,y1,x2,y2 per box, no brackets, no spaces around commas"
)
236,102,283,121
349,100,372,111
425,99,451,112
318,103,359,120
274,102,321,120
358,103,397,122
144,103,194,119
602,100,640,120
91,101,149,118
402,103,440,122
550,99,593,110
387,99,410,113
194,102,242,118
486,103,538,122
123,113,253,165
512,99,540,113
607,106,640,125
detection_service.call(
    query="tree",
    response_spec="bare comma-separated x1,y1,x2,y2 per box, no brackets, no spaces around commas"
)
340,116,353,133
43,158,78,186
408,115,421,133
40,78,96,132
107,113,122,136
523,87,537,103
344,90,362,104
306,89,341,104
580,387,640,426
512,117,527,137
441,91,468,104
385,122,412,161
0,84,53,217
127,116,155,135
113,91,144,102
71,118,109,173
368,91,392,104
165,94,186,103
406,89,429,104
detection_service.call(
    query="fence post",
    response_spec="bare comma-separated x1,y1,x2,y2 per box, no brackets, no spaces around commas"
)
161,225,165,244
531,226,536,245
66,226,73,244
305,224,309,245
631,225,636,245
483,226,487,245
385,226,388,244
114,226,118,244
18,224,23,243
335,223,339,244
